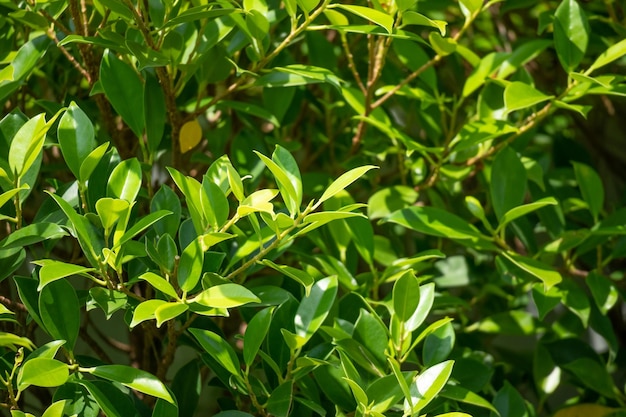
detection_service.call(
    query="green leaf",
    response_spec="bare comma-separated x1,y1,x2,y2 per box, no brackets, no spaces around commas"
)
333,5,393,34
144,71,166,153
0,185,28,209
193,283,261,308
95,198,130,232
441,385,500,415
267,380,293,417
260,260,314,295
0,222,67,249
130,299,167,328
490,146,527,220
572,162,604,221
100,50,145,137
367,186,418,220
0,36,51,103
587,271,619,314
9,113,55,178
254,150,300,216
171,360,200,417
189,328,241,376
178,238,204,293
200,179,229,230
385,206,495,250
79,142,109,183
428,32,457,56
501,252,562,289
554,0,589,72
405,282,435,332
41,400,67,417
317,166,377,207
393,271,420,321
408,360,454,415
162,7,241,28
57,101,97,179
401,11,446,35
423,321,455,366
272,145,303,216
17,358,68,391
112,210,172,250
587,38,626,74
504,81,553,114
217,100,280,127
472,310,541,336
294,276,338,345
498,39,552,79
344,377,368,407
33,259,95,291
459,0,483,19
85,365,175,403
496,197,558,233
107,158,142,203
243,307,273,367
255,65,342,91
89,288,127,319
139,272,179,299
79,380,136,417
492,383,528,417
155,302,188,327
39,279,80,351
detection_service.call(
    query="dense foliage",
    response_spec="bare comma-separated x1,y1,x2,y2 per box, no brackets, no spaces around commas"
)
1,0,626,416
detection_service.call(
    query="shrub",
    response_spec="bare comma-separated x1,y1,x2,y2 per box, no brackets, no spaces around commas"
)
1,0,625,416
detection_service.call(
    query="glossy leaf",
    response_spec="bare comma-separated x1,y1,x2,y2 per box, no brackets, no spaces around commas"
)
587,38,626,74
193,283,261,308
254,149,300,216
189,328,240,376
0,222,67,250
393,271,420,321
401,11,446,35
260,259,314,295
33,259,95,291
316,166,377,207
85,365,174,403
107,158,142,203
243,307,273,366
502,252,562,289
407,360,454,415
17,358,69,391
554,0,589,72
504,82,553,114
294,276,338,344
333,5,393,34
79,380,135,417
79,142,110,183
57,101,96,179
155,302,188,327
130,299,167,328
39,279,80,351
200,179,229,230
9,113,52,178
496,197,558,233
139,272,179,299
41,401,67,417
178,238,204,293
100,50,145,137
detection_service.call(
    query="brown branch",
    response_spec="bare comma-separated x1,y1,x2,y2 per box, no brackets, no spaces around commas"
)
0,296,27,313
